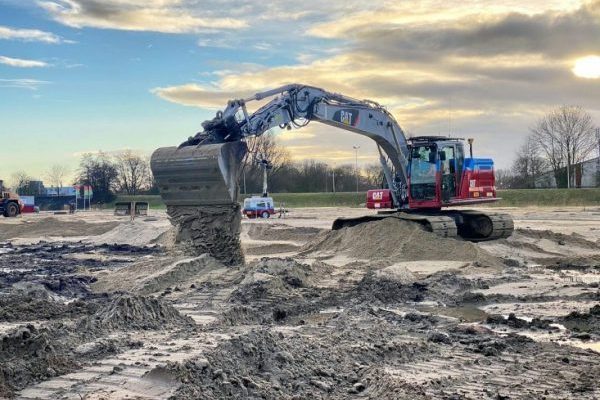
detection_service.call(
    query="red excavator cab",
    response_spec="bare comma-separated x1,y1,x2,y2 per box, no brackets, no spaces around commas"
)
407,137,499,210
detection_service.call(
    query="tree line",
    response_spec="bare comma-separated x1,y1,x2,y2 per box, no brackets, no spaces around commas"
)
497,106,599,189
10,150,154,203
9,142,382,203
241,133,382,195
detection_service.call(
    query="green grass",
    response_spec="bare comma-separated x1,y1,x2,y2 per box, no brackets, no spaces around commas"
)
494,188,600,207
111,188,600,209
269,192,365,207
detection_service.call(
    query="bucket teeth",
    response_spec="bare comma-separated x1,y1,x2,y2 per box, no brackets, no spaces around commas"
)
150,141,247,206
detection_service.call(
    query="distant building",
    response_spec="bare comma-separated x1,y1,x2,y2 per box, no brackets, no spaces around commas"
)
26,180,45,195
45,186,77,196
535,156,600,188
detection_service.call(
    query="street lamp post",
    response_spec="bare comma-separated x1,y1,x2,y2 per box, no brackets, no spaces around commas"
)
353,145,360,192
332,164,336,194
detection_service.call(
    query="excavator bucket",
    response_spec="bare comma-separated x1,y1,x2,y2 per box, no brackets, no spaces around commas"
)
150,141,247,206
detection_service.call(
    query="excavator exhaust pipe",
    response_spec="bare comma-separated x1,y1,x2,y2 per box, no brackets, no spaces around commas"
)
150,141,247,207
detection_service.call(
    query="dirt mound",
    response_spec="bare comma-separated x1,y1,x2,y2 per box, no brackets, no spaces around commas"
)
168,324,433,400
0,324,78,398
246,224,323,243
544,254,600,270
245,258,316,285
244,243,301,256
517,228,600,250
152,226,177,248
80,295,194,331
166,204,244,266
230,258,316,302
0,291,90,322
223,258,329,325
350,270,496,307
560,305,600,335
93,254,226,295
352,271,427,303
486,313,556,331
0,218,119,241
374,265,417,284
301,217,499,265
90,219,171,247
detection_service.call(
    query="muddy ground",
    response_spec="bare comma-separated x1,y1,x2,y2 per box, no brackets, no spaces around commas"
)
0,207,599,399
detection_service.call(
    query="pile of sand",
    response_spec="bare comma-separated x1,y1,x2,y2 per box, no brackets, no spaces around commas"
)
0,324,77,398
92,254,226,295
301,217,498,265
245,224,324,243
90,219,171,247
80,295,194,331
0,218,119,241
517,229,600,249
228,259,315,307
560,305,600,335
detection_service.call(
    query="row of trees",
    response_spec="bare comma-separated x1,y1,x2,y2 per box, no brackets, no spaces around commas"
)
11,151,154,203
10,141,382,203
498,106,598,189
241,133,382,194
10,105,598,198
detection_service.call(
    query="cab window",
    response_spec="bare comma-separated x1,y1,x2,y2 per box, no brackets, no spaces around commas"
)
410,145,437,200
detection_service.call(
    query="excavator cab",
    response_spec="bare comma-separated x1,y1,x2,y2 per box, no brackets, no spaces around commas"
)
407,137,496,209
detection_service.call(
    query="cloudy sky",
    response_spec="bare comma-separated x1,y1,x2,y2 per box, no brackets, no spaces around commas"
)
0,0,599,182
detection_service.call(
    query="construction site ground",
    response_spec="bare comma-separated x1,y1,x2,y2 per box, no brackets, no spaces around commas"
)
0,206,599,399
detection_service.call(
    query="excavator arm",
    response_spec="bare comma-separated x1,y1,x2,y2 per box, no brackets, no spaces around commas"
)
151,84,411,207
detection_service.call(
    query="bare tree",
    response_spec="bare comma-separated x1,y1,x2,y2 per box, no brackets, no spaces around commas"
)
77,152,119,203
45,164,70,196
495,168,515,189
243,132,291,193
10,171,32,195
114,150,151,195
511,135,548,188
245,132,290,174
531,106,597,188
364,163,383,187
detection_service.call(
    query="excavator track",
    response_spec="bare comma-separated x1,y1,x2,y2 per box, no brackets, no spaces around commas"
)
332,212,458,239
449,210,514,242
332,210,513,242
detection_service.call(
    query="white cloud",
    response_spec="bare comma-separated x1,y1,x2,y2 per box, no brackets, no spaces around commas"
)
151,84,245,108
38,0,248,33
0,56,49,68
0,79,51,90
0,25,64,44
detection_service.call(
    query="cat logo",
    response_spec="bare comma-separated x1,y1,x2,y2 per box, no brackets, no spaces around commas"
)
340,110,352,125
333,109,359,127
372,191,383,200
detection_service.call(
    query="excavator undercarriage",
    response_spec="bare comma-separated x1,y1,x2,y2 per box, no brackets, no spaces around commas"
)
332,210,513,241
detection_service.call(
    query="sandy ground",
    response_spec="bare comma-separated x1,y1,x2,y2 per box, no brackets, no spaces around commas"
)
0,206,599,399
